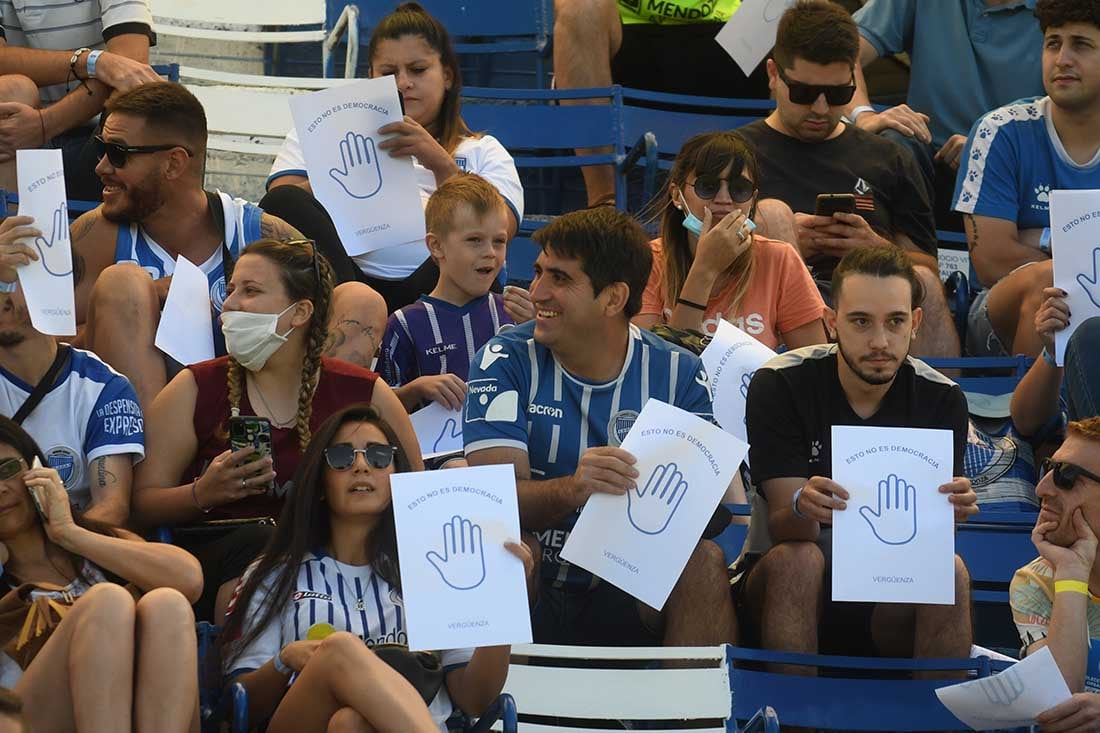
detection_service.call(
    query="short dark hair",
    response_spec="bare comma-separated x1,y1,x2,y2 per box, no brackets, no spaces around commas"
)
104,81,207,158
774,0,860,70
1035,0,1100,33
532,208,653,319
831,246,924,310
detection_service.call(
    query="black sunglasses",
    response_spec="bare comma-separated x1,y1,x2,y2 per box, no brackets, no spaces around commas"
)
1041,458,1100,490
93,135,194,168
686,174,756,203
324,442,397,471
775,66,856,106
0,457,24,481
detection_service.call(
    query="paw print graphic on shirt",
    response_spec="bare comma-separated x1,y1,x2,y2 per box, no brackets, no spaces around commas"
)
1035,185,1051,204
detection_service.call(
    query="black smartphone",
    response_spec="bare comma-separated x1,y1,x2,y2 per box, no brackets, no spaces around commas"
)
228,416,274,491
398,91,406,116
29,457,47,521
815,193,857,217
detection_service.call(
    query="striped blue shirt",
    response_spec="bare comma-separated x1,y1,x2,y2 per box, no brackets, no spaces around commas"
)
463,320,714,590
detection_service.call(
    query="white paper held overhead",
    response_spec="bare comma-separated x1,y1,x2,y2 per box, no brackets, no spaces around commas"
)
1049,189,1100,365
716,0,797,76
699,319,776,445
154,256,215,365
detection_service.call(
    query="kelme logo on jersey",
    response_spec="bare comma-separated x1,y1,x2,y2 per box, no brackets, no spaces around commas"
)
608,410,639,447
45,445,80,488
464,378,519,423
210,276,228,312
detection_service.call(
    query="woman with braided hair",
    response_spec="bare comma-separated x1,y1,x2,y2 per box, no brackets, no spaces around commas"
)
133,239,421,621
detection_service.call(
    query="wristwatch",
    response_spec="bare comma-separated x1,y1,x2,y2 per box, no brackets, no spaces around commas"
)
850,105,876,124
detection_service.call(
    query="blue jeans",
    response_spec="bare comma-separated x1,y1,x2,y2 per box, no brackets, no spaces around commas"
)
1066,316,1100,420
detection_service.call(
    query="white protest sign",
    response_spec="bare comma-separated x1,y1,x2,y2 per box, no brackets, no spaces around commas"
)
408,401,464,459
15,149,75,336
935,647,1071,730
561,399,747,610
831,425,955,604
289,76,424,256
392,465,531,651
154,256,215,365
699,319,776,444
1050,189,1100,365
716,0,796,76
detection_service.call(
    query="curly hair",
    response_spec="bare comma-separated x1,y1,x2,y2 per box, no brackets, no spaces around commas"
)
225,239,335,452
1068,417,1100,443
1035,0,1100,32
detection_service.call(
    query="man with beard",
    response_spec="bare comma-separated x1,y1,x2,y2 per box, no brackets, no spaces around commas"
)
954,0,1100,359
1011,417,1100,727
0,215,143,526
734,246,976,665
737,1,958,360
64,82,386,407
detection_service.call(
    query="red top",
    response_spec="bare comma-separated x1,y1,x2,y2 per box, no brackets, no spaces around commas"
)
185,356,378,520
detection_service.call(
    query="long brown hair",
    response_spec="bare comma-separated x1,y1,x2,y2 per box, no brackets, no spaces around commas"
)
224,239,335,452
367,2,473,154
651,131,760,317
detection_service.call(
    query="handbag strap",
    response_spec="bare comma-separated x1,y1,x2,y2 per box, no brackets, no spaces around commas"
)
12,344,70,425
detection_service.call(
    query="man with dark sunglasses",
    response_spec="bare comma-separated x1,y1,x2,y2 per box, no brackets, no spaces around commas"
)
1011,417,1100,726
41,82,386,408
737,1,959,361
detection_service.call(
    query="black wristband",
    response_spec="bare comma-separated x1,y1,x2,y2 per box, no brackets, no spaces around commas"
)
676,296,707,311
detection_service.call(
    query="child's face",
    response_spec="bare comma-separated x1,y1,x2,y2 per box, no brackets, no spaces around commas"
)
432,204,509,301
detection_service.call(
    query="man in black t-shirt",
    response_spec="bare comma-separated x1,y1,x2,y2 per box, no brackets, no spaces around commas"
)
736,246,977,662
737,1,957,360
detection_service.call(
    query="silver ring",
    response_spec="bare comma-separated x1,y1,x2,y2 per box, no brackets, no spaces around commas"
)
241,478,247,489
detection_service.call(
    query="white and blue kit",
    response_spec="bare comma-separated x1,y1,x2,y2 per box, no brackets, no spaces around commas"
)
113,191,264,353
462,321,714,590
954,96,1100,230
0,347,143,510
228,553,473,732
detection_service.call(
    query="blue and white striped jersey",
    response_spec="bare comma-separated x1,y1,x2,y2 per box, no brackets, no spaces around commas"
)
0,347,143,510
378,293,514,388
462,320,714,590
229,553,473,732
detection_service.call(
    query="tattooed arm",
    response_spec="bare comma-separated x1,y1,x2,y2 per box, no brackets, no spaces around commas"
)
964,213,1046,287
82,454,134,528
259,213,305,242
71,209,122,326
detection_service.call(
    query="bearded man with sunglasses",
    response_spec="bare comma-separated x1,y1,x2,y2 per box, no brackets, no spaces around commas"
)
1011,417,1100,728
737,1,959,360
45,82,386,408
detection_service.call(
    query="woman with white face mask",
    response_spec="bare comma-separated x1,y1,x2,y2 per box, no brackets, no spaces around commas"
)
132,239,422,623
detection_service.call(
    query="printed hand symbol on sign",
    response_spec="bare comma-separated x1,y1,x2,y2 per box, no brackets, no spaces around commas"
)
1076,247,1100,309
859,474,918,545
739,370,756,399
33,202,72,277
432,418,462,453
979,668,1026,706
329,131,383,200
426,515,486,590
627,462,688,535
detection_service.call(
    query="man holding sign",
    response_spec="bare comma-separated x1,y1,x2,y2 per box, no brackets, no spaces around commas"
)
464,208,738,647
737,246,976,663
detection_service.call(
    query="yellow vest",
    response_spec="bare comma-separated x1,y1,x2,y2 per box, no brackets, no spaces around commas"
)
618,0,740,25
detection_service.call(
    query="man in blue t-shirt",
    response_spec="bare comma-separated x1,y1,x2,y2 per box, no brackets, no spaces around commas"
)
953,0,1100,358
464,207,737,647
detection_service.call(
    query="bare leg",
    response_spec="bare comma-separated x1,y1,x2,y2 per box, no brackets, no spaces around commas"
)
912,264,961,360
16,583,137,733
84,263,165,408
325,282,387,368
659,540,738,648
266,632,438,733
985,260,1051,357
754,199,798,247
743,541,825,675
0,74,40,193
329,707,376,733
914,555,972,677
553,0,622,206
135,588,198,733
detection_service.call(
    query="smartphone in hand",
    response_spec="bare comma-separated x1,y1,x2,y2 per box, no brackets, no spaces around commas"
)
28,457,47,521
815,193,857,217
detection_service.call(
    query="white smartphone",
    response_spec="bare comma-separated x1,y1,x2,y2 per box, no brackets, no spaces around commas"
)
28,457,47,521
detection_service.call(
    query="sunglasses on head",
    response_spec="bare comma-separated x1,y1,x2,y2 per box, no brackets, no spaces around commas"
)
285,239,322,287
775,66,856,106
1041,458,1100,490
0,457,24,481
686,174,756,202
93,135,194,168
324,442,397,471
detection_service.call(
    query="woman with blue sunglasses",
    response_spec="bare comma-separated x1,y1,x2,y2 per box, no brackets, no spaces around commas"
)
222,403,534,733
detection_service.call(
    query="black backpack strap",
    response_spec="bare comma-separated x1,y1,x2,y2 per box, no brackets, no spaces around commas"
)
12,344,71,425
205,190,235,282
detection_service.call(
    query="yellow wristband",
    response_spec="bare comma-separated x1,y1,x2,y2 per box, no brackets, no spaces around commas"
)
1055,580,1090,596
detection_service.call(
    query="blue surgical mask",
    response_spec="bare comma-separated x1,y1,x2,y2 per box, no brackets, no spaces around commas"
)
679,193,704,236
